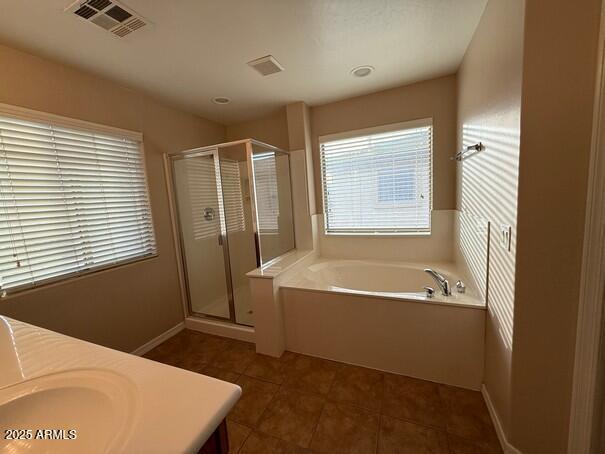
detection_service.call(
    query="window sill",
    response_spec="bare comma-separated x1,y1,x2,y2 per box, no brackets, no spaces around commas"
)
324,231,431,238
0,254,159,301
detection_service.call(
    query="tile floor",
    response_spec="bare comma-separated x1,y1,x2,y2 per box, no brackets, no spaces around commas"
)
144,329,502,454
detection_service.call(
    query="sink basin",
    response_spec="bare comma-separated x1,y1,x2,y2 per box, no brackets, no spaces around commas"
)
0,369,138,453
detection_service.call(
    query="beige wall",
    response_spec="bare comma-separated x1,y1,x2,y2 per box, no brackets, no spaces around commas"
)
456,0,524,437
511,0,602,452
310,75,458,213
226,108,289,150
0,43,226,352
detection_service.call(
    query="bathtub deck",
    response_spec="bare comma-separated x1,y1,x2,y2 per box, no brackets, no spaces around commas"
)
144,329,502,453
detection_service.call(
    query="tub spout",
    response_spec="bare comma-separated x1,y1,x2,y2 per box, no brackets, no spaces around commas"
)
424,269,451,296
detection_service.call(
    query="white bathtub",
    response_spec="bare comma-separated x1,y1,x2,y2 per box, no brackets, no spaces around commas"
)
282,258,484,309
279,257,486,389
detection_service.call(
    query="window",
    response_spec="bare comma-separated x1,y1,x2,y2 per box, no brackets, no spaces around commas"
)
0,111,157,295
252,152,279,233
320,119,432,234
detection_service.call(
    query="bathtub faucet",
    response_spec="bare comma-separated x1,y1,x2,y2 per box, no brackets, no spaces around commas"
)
424,269,452,296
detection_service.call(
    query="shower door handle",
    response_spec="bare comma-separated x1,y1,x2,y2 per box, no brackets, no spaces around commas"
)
218,233,223,246
253,232,261,267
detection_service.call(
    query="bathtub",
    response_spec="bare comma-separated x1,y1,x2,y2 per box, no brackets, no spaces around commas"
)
279,257,486,389
283,259,484,308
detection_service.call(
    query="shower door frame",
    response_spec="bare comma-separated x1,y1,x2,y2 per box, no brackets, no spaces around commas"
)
164,138,289,325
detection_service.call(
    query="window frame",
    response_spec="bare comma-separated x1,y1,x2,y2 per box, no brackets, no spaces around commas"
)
318,118,433,237
0,103,158,298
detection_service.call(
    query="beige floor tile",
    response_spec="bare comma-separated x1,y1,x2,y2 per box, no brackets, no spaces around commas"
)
284,354,341,395
203,365,241,384
438,385,499,445
227,420,251,454
212,340,257,374
244,354,289,384
191,334,233,364
177,330,208,353
310,401,379,454
229,375,279,427
257,389,325,447
144,336,188,366
378,415,448,454
146,332,502,454
240,431,308,453
447,434,503,454
382,374,446,429
178,353,208,373
329,365,384,411
143,347,185,367
280,351,299,363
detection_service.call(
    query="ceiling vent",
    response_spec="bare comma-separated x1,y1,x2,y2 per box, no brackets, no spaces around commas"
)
65,0,148,38
247,55,284,76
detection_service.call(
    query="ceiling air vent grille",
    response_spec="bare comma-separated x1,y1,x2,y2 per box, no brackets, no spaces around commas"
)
247,55,285,76
88,0,111,10
125,17,145,31
65,0,149,38
74,5,96,19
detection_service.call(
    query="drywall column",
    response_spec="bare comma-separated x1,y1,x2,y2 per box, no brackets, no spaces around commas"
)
249,275,285,357
248,251,317,357
286,102,318,250
511,0,602,452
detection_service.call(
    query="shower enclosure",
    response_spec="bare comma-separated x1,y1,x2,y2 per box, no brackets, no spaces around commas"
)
166,139,295,327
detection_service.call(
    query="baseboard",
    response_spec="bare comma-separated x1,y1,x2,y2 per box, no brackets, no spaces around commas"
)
481,385,523,454
131,322,185,356
185,316,255,343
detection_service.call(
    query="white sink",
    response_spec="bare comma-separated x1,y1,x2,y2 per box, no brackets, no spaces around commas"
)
0,317,241,453
0,369,138,454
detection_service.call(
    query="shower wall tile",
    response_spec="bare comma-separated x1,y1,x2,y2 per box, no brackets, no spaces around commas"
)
318,210,456,262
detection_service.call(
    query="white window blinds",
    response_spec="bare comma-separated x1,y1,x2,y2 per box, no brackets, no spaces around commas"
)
182,157,245,241
219,159,246,234
320,121,432,234
0,113,156,295
253,153,279,233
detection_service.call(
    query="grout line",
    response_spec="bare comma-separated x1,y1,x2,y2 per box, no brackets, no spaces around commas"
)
232,420,253,454
252,380,282,432
376,414,383,454
305,393,327,451
379,411,447,433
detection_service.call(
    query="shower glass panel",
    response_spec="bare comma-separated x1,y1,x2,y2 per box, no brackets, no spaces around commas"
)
218,144,258,326
250,143,295,263
172,152,231,320
168,139,295,328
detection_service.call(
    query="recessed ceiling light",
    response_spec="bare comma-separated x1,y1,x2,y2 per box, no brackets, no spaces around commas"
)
212,97,231,105
351,65,374,78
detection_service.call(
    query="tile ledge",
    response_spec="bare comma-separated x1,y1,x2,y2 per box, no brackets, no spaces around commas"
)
246,249,315,280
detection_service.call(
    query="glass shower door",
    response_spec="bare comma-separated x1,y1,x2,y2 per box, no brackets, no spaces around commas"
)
249,143,295,263
169,139,294,327
172,152,233,320
218,144,259,326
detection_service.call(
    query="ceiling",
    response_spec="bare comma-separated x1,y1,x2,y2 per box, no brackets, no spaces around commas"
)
0,0,487,125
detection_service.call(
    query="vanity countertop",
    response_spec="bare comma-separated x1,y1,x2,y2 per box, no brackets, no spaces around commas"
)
0,316,241,453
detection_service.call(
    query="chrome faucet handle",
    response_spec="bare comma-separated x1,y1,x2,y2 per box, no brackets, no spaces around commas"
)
456,280,466,294
423,286,435,298
442,279,451,296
